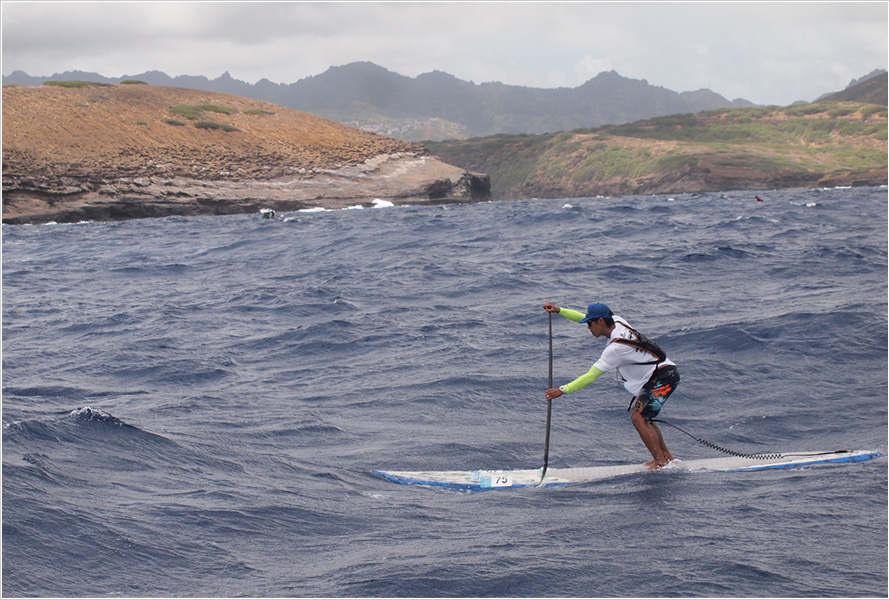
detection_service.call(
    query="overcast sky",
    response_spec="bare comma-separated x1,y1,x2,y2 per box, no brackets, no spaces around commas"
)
2,1,887,106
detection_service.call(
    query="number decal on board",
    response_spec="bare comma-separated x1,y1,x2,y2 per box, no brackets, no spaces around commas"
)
474,471,513,488
479,474,513,488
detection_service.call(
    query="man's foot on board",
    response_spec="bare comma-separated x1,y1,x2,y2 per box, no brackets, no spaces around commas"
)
644,459,671,470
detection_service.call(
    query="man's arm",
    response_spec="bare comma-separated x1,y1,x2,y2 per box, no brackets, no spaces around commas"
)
562,365,606,392
546,365,606,400
542,302,585,322
542,302,604,401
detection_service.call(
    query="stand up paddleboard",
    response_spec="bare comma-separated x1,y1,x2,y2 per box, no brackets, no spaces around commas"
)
373,449,884,491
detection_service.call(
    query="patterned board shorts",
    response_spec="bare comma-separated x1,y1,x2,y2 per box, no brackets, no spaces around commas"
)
632,365,680,420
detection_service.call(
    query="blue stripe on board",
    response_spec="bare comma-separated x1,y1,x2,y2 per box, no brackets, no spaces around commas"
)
724,450,884,472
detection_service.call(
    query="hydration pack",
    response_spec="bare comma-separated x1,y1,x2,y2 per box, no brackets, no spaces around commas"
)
610,319,666,364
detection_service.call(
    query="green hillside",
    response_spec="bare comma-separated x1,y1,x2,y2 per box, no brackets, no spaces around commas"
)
426,102,888,199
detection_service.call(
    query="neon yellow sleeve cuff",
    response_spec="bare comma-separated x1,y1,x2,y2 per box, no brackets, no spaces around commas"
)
559,308,586,323
563,366,605,393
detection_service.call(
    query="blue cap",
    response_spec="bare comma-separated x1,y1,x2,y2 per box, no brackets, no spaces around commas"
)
580,303,612,323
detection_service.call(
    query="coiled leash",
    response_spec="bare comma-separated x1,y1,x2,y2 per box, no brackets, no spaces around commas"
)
649,418,785,460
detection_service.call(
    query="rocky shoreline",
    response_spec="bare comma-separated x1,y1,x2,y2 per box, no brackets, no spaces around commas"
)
2,152,491,225
514,163,888,200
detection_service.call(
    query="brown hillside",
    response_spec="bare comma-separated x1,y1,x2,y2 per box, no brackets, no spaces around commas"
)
3,83,419,178
2,83,489,223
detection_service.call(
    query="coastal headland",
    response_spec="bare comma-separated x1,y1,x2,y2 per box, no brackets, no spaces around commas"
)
427,101,888,200
2,83,490,224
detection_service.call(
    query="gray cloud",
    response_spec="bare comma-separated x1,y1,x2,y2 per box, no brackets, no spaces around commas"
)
2,2,886,106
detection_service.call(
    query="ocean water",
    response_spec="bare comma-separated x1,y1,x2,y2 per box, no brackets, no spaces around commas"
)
2,187,887,598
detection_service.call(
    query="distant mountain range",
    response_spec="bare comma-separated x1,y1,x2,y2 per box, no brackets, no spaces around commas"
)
3,64,885,142
4,63,756,141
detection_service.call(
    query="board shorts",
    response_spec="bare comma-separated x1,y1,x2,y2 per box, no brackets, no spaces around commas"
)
631,365,680,420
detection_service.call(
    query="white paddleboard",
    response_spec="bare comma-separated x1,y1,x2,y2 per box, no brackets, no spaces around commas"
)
372,449,884,491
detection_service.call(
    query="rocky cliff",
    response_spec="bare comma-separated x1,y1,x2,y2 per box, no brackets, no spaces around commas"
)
2,83,490,224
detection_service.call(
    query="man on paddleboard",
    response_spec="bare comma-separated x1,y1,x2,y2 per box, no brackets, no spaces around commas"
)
543,302,680,469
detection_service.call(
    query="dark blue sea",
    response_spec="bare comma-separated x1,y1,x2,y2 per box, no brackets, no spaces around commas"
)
3,187,888,598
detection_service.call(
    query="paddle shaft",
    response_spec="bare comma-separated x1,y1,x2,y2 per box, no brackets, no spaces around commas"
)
541,312,553,479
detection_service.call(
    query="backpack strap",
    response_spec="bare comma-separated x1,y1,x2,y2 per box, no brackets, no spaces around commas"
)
610,318,666,364
610,338,663,363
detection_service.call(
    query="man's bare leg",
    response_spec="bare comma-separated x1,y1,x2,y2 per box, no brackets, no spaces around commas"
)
631,411,672,469
651,421,674,462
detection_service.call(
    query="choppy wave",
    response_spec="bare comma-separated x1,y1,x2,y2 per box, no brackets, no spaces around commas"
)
3,187,887,597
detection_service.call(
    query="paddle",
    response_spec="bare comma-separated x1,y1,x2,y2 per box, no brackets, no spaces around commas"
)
540,312,554,483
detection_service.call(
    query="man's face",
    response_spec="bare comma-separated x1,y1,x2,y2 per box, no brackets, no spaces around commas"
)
586,318,609,337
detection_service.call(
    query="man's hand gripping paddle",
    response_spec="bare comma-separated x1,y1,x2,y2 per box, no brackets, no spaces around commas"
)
540,312,553,485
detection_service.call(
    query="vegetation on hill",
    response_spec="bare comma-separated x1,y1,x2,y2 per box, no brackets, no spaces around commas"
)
425,102,888,198
42,80,113,88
